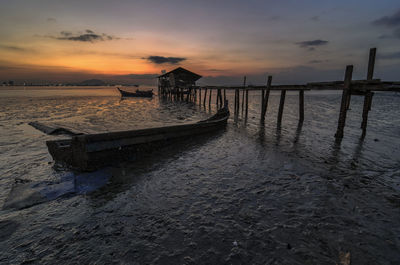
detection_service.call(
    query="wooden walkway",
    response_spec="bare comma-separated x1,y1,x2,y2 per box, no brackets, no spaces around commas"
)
161,48,400,139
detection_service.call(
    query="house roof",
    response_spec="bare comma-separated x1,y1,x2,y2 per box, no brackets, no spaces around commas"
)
158,67,202,80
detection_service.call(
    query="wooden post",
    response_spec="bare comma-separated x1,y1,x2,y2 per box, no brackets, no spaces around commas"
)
361,91,373,128
346,90,352,110
277,90,286,125
361,48,376,136
245,88,249,118
209,89,212,107
235,88,238,115
335,65,353,138
215,88,219,107
199,88,202,105
242,76,246,114
367,48,376,80
299,90,304,123
234,88,237,115
218,88,222,108
261,76,272,121
223,88,226,104
261,86,265,118
235,87,240,116
203,88,207,106
216,89,222,108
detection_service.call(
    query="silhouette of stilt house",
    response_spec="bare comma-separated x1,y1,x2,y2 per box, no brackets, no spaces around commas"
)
158,67,202,98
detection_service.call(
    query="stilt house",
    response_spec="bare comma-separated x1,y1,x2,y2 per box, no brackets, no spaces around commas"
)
158,67,202,95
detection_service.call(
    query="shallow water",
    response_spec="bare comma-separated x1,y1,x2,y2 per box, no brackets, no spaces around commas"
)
0,87,399,264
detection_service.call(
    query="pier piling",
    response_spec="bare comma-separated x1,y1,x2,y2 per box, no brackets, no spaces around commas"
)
277,90,286,125
216,89,219,107
203,88,207,107
361,48,376,136
223,88,226,104
218,89,223,108
242,76,246,114
335,65,353,138
209,89,212,108
261,76,272,121
158,48,398,139
261,86,265,117
234,88,236,115
235,87,240,117
299,90,304,123
199,88,202,106
245,87,249,118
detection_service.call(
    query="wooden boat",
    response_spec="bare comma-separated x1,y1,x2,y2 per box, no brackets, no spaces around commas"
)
117,87,153,98
46,104,229,171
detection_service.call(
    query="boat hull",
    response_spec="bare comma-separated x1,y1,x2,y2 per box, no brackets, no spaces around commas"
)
117,88,153,98
46,107,229,171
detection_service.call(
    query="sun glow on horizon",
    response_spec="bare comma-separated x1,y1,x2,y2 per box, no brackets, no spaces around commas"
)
1,1,399,84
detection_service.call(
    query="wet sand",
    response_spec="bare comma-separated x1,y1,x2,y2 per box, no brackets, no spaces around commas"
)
0,87,399,264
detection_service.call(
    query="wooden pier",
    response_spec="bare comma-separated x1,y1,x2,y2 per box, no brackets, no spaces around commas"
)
159,48,400,138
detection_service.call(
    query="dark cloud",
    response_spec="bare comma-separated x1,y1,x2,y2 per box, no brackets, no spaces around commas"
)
68,50,140,59
60,31,72,37
146,56,186,64
372,10,400,27
52,30,118,42
296,39,328,48
0,44,28,51
311,16,319,21
267,16,280,21
47,18,57,23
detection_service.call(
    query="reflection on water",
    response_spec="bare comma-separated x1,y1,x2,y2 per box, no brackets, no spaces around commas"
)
0,87,399,264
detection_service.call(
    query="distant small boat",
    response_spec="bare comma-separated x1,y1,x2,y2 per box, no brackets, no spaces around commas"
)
117,87,153,98
46,103,230,171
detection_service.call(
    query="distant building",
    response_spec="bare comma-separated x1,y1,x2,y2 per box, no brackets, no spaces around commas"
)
158,67,202,95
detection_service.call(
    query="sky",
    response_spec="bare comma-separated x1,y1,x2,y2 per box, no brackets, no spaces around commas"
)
0,0,399,85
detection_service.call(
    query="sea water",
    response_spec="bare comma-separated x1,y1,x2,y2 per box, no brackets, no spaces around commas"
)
0,87,399,264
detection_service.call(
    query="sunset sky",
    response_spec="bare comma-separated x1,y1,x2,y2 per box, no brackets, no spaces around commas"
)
0,0,399,85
